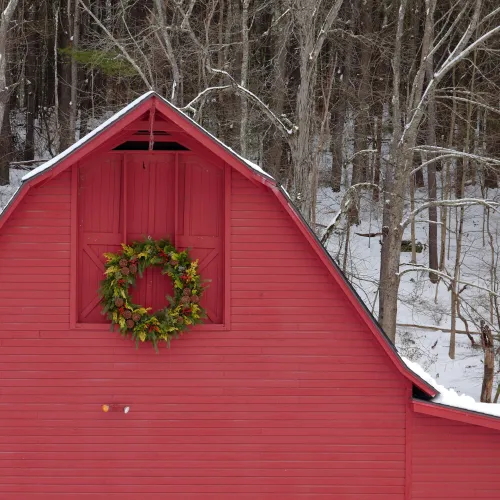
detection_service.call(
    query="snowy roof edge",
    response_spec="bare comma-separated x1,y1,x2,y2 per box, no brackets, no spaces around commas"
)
403,356,500,420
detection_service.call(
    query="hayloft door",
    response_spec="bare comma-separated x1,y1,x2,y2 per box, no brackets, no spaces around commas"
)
77,153,224,325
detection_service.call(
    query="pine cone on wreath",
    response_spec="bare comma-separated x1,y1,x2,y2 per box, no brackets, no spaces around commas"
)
181,296,190,304
129,264,138,274
183,288,191,296
119,259,128,268
126,319,135,329
114,298,124,307
121,267,130,276
123,310,132,320
132,313,141,322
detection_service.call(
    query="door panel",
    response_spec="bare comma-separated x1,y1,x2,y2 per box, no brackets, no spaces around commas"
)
78,155,123,323
126,155,176,309
177,155,224,324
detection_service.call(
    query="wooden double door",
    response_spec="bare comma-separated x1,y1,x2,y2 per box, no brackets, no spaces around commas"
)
78,153,224,325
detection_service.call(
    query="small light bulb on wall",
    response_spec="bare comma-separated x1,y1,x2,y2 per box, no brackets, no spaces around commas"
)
124,406,130,414
102,404,110,413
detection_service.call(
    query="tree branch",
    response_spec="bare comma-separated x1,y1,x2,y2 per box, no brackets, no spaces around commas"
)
77,0,152,89
401,199,500,229
309,0,344,63
180,85,231,113
209,67,295,136
398,263,500,300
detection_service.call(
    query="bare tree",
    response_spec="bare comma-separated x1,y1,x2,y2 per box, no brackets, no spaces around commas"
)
378,0,500,342
0,0,20,184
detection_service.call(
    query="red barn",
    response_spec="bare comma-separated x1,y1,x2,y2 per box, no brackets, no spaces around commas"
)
1,91,500,499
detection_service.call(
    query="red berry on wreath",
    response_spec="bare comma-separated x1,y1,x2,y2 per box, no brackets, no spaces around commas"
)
132,313,141,322
119,259,128,268
121,267,130,276
114,297,124,307
123,310,132,319
118,279,125,286
129,264,137,274
126,319,135,329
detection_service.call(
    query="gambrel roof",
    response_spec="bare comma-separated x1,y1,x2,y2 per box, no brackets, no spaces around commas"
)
4,90,500,430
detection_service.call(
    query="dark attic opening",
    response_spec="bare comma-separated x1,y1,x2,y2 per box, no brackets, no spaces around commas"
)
113,141,189,151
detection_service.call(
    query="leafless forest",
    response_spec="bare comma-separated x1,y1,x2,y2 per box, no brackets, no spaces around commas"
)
1,0,500,396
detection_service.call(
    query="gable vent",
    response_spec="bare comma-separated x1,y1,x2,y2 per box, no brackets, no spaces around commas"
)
113,141,189,151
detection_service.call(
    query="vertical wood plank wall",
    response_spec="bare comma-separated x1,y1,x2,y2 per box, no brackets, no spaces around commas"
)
1,161,499,498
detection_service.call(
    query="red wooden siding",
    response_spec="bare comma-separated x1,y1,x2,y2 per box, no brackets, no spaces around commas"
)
77,152,223,323
0,165,411,499
0,172,71,331
411,412,500,498
229,170,409,498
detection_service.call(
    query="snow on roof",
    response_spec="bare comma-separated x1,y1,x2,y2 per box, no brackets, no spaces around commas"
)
22,91,157,182
22,91,274,184
402,356,500,418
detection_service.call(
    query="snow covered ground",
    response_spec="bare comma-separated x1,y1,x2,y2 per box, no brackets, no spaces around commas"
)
317,181,500,402
0,169,23,210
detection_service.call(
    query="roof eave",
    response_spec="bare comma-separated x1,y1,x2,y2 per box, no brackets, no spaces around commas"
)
413,398,500,431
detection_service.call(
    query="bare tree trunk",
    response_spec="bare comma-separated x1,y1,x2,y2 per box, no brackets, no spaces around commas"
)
439,75,456,272
154,0,182,104
480,320,494,403
58,0,73,151
69,0,80,141
330,25,352,192
410,174,417,264
262,1,290,182
372,102,383,201
352,0,372,186
449,203,465,359
0,0,20,184
425,32,438,283
24,2,38,161
290,0,344,220
0,96,13,185
239,0,250,157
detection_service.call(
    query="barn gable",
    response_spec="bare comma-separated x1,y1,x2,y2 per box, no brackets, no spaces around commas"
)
3,92,500,498
0,91,434,396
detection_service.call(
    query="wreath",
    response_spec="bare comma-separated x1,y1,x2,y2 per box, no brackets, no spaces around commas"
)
99,238,206,350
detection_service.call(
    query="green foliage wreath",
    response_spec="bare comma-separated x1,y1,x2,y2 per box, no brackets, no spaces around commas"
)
99,238,206,350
